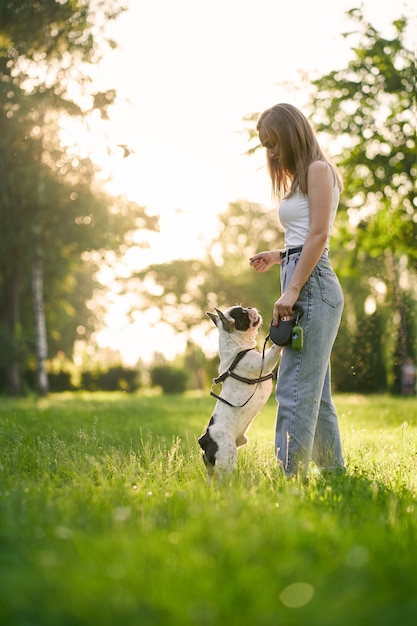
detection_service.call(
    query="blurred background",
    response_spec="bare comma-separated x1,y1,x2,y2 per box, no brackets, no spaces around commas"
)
0,0,415,396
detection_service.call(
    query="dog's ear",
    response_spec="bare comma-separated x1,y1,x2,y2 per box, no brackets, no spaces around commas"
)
206,311,219,327
215,308,235,333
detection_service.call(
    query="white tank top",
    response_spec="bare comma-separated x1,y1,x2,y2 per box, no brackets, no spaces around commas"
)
279,183,340,249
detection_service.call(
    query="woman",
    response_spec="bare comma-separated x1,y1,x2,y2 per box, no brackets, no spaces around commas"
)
249,103,345,478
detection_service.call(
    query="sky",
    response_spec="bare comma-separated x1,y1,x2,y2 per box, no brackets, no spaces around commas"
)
88,0,414,364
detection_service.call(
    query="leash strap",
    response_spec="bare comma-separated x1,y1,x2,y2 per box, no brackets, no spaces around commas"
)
212,349,253,385
209,337,274,408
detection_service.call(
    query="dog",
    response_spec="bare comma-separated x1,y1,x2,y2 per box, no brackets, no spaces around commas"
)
198,306,281,481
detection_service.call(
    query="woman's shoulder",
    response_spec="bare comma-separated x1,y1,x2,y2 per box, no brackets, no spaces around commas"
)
308,159,330,174
308,160,337,186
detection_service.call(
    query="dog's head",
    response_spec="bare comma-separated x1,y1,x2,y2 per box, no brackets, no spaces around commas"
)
207,306,262,350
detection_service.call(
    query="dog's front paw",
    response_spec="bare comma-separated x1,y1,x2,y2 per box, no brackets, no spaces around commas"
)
236,434,248,447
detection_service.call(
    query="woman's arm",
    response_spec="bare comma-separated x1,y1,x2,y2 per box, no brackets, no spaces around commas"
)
249,249,282,272
272,160,333,325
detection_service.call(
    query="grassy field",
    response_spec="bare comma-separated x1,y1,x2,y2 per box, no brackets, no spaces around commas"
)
1,391,417,625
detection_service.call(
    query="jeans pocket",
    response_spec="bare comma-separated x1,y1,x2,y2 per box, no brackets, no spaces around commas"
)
317,269,344,308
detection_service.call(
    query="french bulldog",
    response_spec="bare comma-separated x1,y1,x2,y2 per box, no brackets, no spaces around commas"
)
198,306,281,481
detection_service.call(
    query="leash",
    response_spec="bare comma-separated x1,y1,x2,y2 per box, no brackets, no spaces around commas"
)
209,336,274,408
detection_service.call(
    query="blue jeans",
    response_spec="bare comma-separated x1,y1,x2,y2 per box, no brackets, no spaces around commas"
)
275,251,345,477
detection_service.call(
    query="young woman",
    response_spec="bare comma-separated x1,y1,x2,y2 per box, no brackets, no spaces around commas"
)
249,103,345,478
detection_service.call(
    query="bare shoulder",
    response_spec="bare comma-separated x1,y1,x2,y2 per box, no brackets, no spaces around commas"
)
308,160,333,185
308,160,331,175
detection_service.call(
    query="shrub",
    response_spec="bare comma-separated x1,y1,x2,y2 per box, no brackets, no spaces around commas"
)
48,371,75,392
80,366,141,392
150,365,188,394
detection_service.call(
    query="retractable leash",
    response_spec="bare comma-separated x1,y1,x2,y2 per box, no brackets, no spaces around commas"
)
209,336,273,409
268,308,304,351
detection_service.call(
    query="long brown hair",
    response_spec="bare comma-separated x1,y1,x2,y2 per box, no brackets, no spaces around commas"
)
257,103,342,198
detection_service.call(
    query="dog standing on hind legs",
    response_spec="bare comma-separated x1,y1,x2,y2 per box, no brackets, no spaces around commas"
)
198,306,281,482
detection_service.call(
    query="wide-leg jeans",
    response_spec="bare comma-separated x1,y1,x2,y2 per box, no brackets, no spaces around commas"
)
275,251,345,477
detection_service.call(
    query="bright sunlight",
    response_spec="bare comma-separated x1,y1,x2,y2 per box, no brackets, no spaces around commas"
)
67,0,413,364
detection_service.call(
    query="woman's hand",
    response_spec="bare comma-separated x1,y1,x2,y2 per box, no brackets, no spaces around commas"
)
249,250,281,272
272,288,299,326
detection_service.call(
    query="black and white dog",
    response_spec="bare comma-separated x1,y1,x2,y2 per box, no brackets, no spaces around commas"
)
199,306,281,481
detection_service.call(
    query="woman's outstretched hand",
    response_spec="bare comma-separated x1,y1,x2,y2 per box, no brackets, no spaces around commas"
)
249,250,281,272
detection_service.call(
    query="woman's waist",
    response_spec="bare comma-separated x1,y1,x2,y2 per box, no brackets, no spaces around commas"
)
280,245,329,262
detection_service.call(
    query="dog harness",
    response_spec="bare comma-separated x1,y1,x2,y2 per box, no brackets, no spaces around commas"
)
210,340,274,408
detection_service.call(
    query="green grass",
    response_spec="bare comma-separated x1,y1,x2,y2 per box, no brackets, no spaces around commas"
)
1,392,417,625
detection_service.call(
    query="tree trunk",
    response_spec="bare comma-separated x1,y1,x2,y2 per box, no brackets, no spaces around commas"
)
32,108,49,397
4,270,22,395
32,226,49,396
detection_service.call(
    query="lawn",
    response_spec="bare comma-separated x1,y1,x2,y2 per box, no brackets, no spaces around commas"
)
1,392,417,625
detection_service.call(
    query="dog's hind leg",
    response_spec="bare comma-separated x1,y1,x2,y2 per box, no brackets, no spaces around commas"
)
215,437,238,477
198,430,219,479
198,430,237,482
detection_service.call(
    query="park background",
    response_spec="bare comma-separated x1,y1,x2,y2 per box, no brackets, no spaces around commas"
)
1,4,417,626
0,0,416,396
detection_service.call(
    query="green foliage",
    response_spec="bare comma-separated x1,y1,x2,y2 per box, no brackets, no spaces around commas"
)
184,340,210,390
80,366,141,393
24,368,76,394
47,370,75,393
305,9,416,392
0,393,417,625
150,365,189,394
334,310,387,393
308,10,416,263
0,0,157,393
0,365,142,394
134,201,281,335
133,9,416,395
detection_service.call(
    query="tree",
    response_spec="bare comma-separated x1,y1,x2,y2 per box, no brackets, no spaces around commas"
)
0,1,158,394
244,9,416,392
133,200,282,338
305,9,416,391
308,11,415,254
129,10,416,393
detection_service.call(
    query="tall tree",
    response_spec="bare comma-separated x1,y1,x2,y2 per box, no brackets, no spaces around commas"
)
245,10,415,392
305,9,416,390
0,0,158,394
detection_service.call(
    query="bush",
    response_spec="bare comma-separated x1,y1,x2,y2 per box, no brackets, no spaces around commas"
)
332,310,387,393
48,371,75,392
150,365,188,394
80,366,141,392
